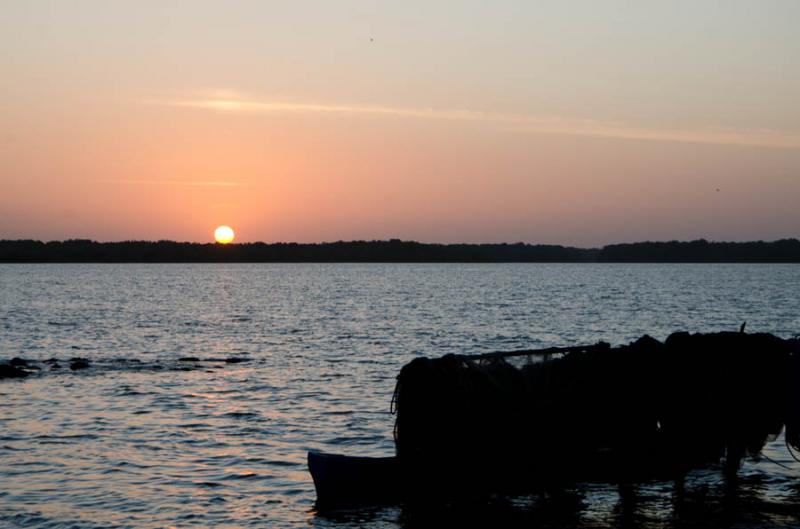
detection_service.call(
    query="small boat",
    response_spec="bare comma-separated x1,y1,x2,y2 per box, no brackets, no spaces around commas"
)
308,451,399,508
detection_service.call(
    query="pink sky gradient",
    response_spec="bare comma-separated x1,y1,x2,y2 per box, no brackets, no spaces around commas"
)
1,2,798,245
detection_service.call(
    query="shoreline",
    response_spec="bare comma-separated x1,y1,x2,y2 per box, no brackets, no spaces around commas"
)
2,238,799,263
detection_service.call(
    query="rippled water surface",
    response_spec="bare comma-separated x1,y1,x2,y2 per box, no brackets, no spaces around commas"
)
2,263,800,528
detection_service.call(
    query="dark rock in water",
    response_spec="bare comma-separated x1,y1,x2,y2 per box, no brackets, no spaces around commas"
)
50,362,61,370
10,357,29,367
44,358,60,364
0,363,29,379
225,357,249,364
69,359,90,370
178,357,200,362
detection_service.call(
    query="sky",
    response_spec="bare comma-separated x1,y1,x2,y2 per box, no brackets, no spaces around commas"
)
1,1,799,246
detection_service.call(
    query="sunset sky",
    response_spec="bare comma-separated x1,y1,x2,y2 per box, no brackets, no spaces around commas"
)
1,1,798,246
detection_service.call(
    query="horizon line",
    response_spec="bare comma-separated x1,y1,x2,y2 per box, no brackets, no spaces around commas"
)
2,237,799,249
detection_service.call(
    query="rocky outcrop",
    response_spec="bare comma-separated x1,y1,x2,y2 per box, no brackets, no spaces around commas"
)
69,358,91,370
0,363,29,379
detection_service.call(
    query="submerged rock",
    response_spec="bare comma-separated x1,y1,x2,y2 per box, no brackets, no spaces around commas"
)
69,359,90,370
9,357,29,367
0,363,29,379
225,357,249,364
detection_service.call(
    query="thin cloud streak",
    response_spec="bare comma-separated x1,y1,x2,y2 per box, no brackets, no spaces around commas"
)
95,179,246,187
154,95,800,150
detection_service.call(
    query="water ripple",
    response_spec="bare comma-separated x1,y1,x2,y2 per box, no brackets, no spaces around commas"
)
1,263,800,528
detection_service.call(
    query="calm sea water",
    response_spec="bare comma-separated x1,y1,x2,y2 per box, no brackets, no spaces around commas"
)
1,263,800,528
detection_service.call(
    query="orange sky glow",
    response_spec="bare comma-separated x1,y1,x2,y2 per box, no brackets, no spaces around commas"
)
1,2,798,246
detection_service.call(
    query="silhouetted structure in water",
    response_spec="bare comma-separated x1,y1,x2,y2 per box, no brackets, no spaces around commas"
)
392,332,800,500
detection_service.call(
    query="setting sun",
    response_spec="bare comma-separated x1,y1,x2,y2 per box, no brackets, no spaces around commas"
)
214,225,235,244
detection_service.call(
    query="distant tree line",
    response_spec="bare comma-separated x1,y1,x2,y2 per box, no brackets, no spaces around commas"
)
597,239,800,263
0,238,798,263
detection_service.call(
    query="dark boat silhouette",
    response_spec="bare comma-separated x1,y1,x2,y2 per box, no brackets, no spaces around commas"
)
308,451,400,507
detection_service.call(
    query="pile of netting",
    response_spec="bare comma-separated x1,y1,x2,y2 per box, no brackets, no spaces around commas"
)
392,332,800,493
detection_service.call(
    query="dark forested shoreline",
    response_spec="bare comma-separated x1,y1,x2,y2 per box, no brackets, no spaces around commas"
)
1,238,799,263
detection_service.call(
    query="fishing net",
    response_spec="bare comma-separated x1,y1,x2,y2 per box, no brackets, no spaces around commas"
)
392,332,800,492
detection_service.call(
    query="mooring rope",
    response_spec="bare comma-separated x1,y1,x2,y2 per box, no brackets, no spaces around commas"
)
786,438,800,464
756,450,794,470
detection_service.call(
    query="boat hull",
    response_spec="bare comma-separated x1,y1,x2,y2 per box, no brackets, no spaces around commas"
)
308,451,400,508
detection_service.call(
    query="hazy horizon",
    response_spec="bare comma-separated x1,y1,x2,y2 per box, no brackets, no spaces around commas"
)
2,1,799,245
3,236,799,249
